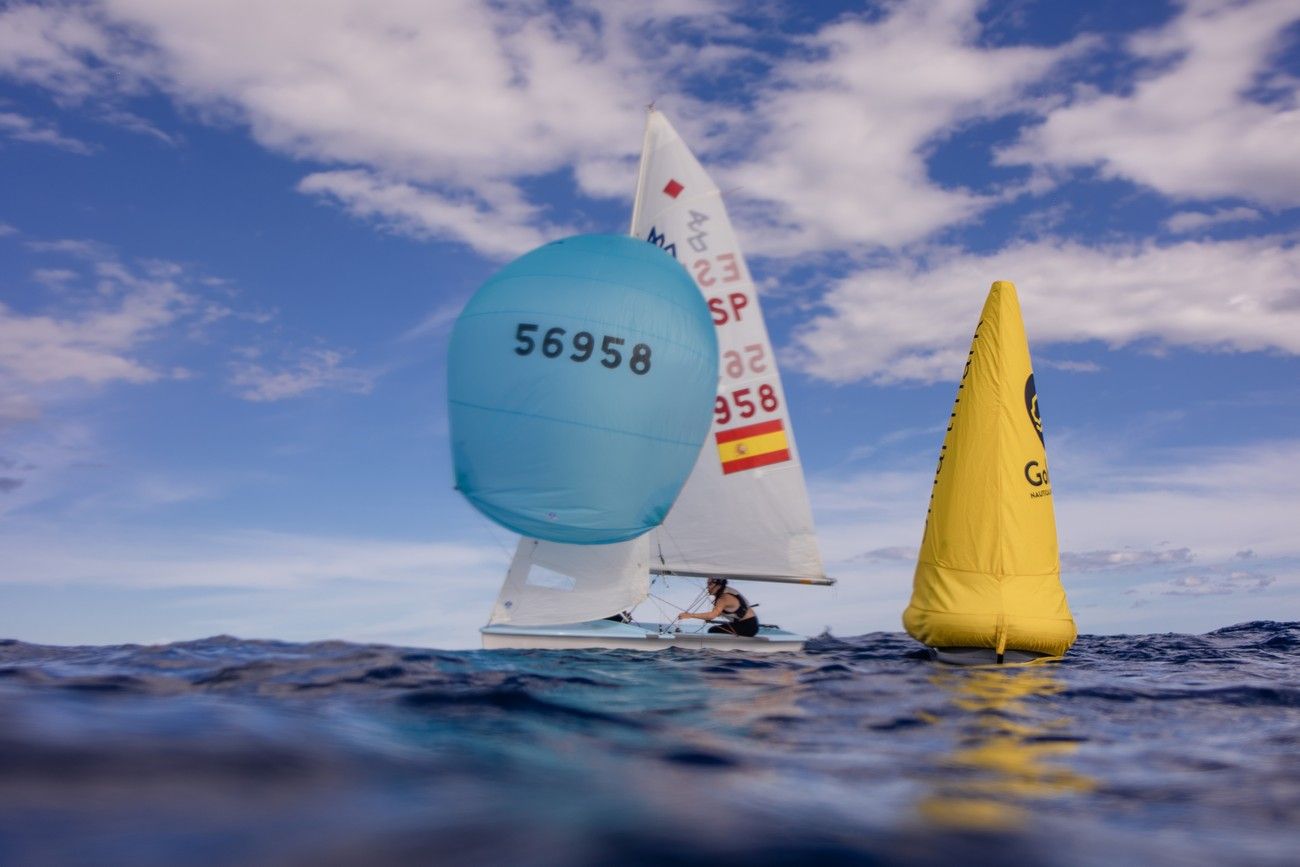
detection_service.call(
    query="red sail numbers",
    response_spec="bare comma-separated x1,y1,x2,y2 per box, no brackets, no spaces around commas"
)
663,179,684,198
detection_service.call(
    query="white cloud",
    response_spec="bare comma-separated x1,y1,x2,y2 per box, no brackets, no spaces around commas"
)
96,106,177,144
3,240,375,407
0,0,714,255
0,110,93,152
1062,547,1193,572
790,235,1300,384
0,417,99,519
103,0,653,180
0,241,387,528
0,0,1096,256
298,170,557,259
0,390,40,428
6,0,1294,262
1055,438,1300,562
1166,206,1264,234
1135,570,1275,598
1000,0,1300,206
128,474,220,507
0,257,190,386
0,526,510,646
229,347,374,402
851,546,918,563
23,237,111,258
0,3,712,241
798,436,1300,635
1037,358,1101,373
31,267,79,288
0,3,135,98
400,297,468,342
0,526,501,589
731,0,1091,253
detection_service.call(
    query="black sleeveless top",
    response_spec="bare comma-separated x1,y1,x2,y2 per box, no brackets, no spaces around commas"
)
716,590,751,621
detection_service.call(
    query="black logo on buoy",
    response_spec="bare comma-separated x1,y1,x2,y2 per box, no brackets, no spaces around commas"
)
1024,460,1048,486
1024,374,1043,445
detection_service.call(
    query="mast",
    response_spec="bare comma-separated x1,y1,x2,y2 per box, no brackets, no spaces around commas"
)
629,106,656,236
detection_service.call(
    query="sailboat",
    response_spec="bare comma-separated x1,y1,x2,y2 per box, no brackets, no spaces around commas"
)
480,109,833,652
902,281,1077,665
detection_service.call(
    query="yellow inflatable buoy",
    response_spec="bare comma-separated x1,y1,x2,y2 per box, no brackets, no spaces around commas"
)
903,281,1076,662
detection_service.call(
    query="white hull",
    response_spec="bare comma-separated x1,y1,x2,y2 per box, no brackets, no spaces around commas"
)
481,619,806,653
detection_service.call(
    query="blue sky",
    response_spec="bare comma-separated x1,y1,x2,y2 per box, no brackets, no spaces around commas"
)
1,0,1297,648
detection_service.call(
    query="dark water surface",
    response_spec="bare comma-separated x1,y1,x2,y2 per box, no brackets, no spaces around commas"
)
1,622,1297,866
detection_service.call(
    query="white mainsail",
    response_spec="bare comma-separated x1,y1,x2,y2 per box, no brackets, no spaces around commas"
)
633,110,827,585
486,108,827,632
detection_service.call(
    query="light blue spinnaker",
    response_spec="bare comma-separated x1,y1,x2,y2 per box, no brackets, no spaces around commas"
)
448,234,718,545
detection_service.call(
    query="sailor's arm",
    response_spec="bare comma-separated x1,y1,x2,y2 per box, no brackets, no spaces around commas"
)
677,600,727,621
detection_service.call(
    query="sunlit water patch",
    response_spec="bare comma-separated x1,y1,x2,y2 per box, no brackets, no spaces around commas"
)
0,622,1296,865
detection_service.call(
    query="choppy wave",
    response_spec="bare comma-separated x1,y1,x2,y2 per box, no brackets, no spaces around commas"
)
1,622,1297,866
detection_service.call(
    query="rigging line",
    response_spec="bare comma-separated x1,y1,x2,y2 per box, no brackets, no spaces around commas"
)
479,516,518,560
642,579,681,626
635,576,682,629
642,597,676,631
650,520,693,577
629,577,662,631
650,576,687,633
644,587,707,613
675,584,712,634
678,586,709,615
643,585,709,634
641,593,676,632
646,589,703,614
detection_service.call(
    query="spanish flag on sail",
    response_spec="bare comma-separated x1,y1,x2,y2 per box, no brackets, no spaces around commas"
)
903,281,1076,658
716,419,790,475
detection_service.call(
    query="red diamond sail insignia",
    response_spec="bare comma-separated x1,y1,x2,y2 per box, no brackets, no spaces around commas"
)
662,179,684,198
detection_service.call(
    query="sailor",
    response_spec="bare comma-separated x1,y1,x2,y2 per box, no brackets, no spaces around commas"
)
676,578,759,637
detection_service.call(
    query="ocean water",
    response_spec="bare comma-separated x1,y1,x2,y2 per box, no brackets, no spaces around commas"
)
0,622,1296,866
